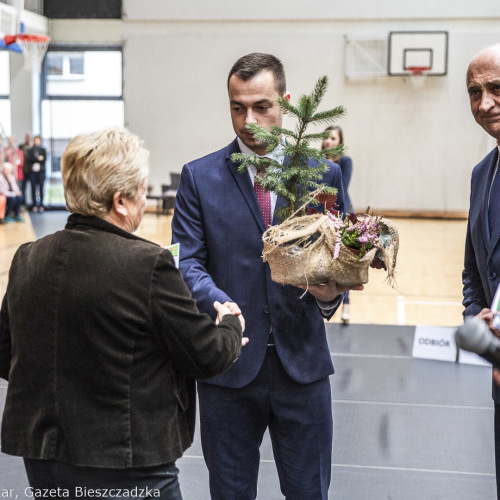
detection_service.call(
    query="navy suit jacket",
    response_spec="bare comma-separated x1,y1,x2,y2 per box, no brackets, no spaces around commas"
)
463,147,500,317
463,147,500,401
171,138,345,388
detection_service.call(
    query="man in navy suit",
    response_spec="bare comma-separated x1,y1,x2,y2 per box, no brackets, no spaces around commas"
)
171,53,363,499
463,43,500,499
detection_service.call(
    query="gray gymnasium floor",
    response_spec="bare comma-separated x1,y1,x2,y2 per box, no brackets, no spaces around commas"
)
0,212,496,499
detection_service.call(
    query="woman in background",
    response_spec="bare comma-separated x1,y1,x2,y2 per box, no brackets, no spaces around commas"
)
322,125,353,323
26,135,46,212
0,162,23,222
4,136,23,182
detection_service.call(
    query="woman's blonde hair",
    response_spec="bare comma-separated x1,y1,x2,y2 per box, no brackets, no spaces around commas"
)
61,128,149,216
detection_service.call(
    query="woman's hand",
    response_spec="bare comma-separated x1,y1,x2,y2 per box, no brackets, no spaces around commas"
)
214,301,248,345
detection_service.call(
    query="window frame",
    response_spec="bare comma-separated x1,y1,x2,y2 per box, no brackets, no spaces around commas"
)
41,43,123,100
46,52,85,81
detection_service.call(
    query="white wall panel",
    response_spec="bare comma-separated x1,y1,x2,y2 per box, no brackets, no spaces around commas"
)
123,0,500,22
44,7,500,212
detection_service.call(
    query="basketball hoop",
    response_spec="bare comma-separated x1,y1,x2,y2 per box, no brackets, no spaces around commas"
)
4,33,50,71
407,66,430,89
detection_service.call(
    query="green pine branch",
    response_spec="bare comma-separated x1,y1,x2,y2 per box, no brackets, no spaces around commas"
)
269,125,297,140
231,75,345,221
310,106,346,125
321,145,346,159
303,130,334,141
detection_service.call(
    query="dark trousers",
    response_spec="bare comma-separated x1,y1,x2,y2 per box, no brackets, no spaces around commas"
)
31,170,45,207
6,195,22,218
495,403,500,499
24,458,183,500
21,173,31,205
198,346,333,500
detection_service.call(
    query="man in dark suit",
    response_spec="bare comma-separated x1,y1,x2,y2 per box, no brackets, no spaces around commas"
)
171,53,363,499
463,43,500,499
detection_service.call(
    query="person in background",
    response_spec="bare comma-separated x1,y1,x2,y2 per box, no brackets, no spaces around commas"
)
0,162,23,223
0,128,246,499
26,135,46,212
4,136,23,183
172,52,362,500
322,124,354,323
462,43,500,500
19,133,31,206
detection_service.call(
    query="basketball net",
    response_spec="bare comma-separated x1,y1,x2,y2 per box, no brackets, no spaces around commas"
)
407,66,430,89
4,34,50,71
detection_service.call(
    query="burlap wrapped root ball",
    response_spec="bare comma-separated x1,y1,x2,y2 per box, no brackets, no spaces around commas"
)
262,214,398,288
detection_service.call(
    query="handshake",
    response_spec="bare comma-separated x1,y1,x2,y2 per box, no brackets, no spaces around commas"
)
214,301,249,346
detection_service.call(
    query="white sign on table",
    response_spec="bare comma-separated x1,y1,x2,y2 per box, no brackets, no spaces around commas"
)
412,325,457,362
412,324,491,367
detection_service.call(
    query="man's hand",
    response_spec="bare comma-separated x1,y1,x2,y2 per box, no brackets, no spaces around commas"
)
474,308,500,385
370,256,386,270
213,301,248,346
494,368,500,386
475,308,500,339
297,279,364,303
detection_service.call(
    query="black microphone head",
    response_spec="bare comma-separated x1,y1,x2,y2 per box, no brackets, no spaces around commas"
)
455,316,500,353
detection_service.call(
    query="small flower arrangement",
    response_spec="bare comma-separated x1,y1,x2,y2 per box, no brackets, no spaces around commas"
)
271,190,397,287
328,212,382,260
306,191,382,260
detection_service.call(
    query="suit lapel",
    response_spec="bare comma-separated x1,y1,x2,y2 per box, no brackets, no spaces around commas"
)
225,139,266,232
488,149,500,260
225,139,299,230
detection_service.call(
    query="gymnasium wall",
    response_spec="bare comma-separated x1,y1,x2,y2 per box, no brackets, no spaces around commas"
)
46,1,500,214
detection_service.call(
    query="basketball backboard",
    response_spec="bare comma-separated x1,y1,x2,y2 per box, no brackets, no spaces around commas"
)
0,1,19,38
388,31,448,76
0,0,23,53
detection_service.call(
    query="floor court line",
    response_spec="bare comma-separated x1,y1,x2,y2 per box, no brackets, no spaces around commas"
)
397,295,463,325
331,352,413,360
332,399,493,411
181,455,495,477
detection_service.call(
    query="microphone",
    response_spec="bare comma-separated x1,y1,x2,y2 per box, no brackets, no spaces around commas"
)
455,316,500,368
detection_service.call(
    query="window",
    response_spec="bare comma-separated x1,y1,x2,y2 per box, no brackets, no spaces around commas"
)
0,52,11,138
41,44,123,207
43,47,122,98
47,52,84,80
0,51,10,97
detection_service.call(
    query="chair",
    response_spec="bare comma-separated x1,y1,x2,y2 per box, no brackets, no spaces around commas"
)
162,173,181,212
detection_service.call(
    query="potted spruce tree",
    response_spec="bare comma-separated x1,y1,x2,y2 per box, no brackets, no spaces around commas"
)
232,76,398,288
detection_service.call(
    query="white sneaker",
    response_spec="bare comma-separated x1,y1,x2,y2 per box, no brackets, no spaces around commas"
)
341,304,350,323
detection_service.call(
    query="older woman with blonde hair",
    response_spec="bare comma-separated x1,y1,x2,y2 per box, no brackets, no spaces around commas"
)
0,128,246,499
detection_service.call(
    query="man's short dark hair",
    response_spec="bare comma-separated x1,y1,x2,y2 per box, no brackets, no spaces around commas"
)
227,53,286,95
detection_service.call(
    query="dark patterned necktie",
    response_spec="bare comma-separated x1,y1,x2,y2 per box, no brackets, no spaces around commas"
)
254,171,272,229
